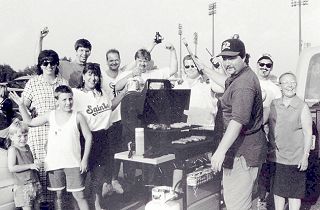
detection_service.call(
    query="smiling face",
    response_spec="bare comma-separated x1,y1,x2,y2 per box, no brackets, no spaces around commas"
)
107,52,121,72
257,58,273,79
56,92,73,112
40,59,58,76
11,130,28,148
75,47,91,64
83,70,100,90
279,73,297,98
183,59,199,79
221,55,246,76
136,58,149,72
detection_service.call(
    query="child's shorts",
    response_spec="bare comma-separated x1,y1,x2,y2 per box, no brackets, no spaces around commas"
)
13,182,42,208
47,167,85,192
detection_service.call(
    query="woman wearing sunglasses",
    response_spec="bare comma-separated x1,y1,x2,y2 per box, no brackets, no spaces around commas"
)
72,63,126,210
21,50,68,205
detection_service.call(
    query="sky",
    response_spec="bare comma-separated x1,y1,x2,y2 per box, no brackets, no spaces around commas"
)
1,0,320,77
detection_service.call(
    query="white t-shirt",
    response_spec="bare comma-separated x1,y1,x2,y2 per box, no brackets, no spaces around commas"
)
72,88,112,131
140,67,171,81
175,76,217,126
259,79,282,108
101,70,131,123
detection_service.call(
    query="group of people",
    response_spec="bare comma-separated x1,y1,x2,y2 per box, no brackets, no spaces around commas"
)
2,27,313,210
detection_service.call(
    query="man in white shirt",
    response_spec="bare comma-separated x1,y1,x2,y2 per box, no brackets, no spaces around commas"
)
100,49,129,195
255,53,281,210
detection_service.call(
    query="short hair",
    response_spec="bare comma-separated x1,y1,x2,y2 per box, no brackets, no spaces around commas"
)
54,85,73,100
37,50,60,75
134,49,151,61
8,119,28,138
106,49,120,60
279,72,297,84
74,39,92,51
183,55,194,65
78,63,103,95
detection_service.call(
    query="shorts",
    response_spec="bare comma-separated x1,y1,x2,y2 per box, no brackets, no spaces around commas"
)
47,167,85,192
272,162,306,199
13,182,42,208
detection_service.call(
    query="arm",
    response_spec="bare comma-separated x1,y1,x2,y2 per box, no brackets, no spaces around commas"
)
165,43,178,77
114,70,140,92
8,147,39,173
37,27,49,56
210,80,225,94
201,65,228,88
77,113,92,173
211,120,243,172
9,92,49,127
111,87,127,111
298,104,313,171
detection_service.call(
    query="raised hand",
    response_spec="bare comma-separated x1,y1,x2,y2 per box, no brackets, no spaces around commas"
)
9,91,23,106
40,27,49,39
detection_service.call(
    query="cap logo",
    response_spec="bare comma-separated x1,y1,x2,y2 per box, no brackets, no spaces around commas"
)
222,41,231,51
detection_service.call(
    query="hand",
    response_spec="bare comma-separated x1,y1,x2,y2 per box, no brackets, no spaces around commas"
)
132,68,142,77
211,150,226,173
298,154,309,171
30,163,40,171
40,27,49,39
9,91,24,106
80,159,88,174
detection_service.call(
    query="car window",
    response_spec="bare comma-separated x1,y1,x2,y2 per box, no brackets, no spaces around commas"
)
305,53,320,101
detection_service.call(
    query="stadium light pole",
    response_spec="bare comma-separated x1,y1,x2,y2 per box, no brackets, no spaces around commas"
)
291,0,308,55
208,2,216,56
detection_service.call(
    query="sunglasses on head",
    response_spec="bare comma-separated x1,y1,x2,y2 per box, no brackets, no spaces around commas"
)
42,61,57,67
259,63,272,68
185,65,195,69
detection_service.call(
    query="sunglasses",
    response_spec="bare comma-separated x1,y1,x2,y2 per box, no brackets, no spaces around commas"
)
185,65,195,69
259,63,272,68
42,61,57,67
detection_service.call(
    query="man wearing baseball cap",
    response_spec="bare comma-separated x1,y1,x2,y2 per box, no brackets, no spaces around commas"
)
203,37,267,210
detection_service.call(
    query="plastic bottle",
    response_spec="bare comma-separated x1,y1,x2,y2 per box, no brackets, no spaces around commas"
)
135,128,145,156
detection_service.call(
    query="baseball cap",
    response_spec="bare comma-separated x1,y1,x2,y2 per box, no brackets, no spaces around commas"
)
257,53,273,64
217,38,246,58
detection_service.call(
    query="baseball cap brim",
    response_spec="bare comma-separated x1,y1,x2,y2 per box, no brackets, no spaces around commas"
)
217,51,240,57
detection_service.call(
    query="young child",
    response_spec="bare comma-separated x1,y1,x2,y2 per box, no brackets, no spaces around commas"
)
10,85,93,210
7,119,42,210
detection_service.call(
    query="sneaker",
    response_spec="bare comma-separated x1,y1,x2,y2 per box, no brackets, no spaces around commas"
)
102,183,113,197
257,198,267,210
112,180,124,194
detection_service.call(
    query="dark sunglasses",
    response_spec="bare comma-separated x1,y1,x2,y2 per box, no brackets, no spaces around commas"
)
42,61,57,67
185,65,195,69
259,63,272,68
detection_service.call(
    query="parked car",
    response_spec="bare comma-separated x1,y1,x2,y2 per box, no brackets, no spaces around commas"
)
0,148,15,210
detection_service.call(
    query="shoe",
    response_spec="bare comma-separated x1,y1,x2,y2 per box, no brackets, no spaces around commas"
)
257,198,267,210
102,183,113,197
112,180,124,194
